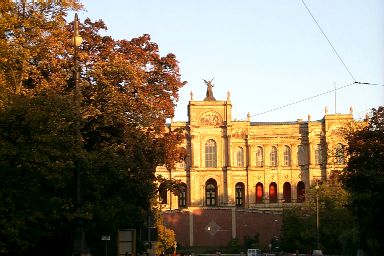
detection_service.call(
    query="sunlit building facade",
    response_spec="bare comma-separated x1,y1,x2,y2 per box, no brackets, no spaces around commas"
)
155,85,353,247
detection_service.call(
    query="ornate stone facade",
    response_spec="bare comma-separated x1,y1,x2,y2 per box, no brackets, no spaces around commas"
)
155,86,355,248
156,88,353,210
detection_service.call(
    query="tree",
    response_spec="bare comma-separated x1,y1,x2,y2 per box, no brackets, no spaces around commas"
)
280,173,357,255
155,224,176,255
341,106,384,256
0,93,78,255
0,1,185,255
280,207,314,254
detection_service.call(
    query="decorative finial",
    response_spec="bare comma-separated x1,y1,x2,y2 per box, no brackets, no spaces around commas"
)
203,78,216,101
308,114,311,122
349,106,353,115
247,112,250,121
325,106,328,115
227,90,231,101
190,91,194,101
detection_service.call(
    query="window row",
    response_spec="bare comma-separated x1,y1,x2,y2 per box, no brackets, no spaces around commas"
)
202,139,345,168
159,179,306,208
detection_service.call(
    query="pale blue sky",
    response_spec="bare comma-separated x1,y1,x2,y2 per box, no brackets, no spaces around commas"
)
77,0,383,122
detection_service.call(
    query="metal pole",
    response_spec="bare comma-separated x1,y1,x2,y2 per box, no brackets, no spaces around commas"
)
72,13,86,256
105,240,108,256
316,185,320,250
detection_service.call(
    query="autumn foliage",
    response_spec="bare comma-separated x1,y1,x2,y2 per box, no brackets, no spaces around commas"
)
0,1,185,255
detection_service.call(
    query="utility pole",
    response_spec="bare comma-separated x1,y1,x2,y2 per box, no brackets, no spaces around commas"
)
71,13,87,256
313,180,322,256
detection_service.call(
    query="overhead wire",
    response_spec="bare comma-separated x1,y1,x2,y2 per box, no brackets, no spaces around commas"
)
249,82,356,118
301,0,356,82
246,81,383,119
243,2,383,120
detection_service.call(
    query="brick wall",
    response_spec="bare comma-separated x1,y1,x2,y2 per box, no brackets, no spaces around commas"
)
162,208,282,249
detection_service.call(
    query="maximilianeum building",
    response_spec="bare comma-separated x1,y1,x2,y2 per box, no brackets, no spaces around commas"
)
156,84,353,249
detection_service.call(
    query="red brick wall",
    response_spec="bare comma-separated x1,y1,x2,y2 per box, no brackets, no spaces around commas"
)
235,210,282,245
193,208,232,247
163,210,190,247
162,208,282,249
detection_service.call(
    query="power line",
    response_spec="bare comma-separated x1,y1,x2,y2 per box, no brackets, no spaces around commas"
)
301,0,356,82
249,82,356,118
242,2,384,120
246,81,382,118
355,81,384,87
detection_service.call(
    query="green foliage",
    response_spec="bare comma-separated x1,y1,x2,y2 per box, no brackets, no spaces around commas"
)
243,233,260,250
341,106,384,256
280,208,314,254
227,238,241,253
0,93,77,255
280,174,357,255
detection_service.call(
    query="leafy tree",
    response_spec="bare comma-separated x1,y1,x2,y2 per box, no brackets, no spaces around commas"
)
0,93,77,255
280,173,357,255
226,238,241,253
341,106,384,256
155,224,176,255
0,1,185,255
280,207,314,254
243,233,260,250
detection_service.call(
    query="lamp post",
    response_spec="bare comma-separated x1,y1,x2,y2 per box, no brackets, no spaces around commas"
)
102,235,111,256
314,181,322,255
72,13,87,256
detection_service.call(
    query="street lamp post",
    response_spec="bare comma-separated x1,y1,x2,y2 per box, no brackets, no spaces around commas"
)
102,235,111,256
314,181,322,256
72,13,87,256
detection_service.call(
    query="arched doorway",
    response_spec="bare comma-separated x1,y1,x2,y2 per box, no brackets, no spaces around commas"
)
297,181,305,203
178,183,187,208
235,182,245,207
205,179,217,206
283,182,292,203
256,183,263,203
269,182,277,203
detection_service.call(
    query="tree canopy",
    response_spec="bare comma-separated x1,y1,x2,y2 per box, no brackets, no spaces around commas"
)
0,1,185,255
341,106,384,256
280,174,356,255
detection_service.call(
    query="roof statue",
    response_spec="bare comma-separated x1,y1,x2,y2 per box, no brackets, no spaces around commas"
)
203,78,216,101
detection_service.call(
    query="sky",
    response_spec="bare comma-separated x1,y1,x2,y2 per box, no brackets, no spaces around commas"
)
76,0,383,122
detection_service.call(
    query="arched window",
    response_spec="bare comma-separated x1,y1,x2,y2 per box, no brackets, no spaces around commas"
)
336,143,345,164
297,181,305,203
270,146,278,167
179,183,187,208
177,147,186,168
283,182,292,203
269,182,278,203
283,145,291,166
235,182,245,207
256,146,264,167
159,183,167,204
205,139,217,168
297,145,306,166
235,147,244,167
315,144,323,165
205,179,217,206
256,182,264,203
